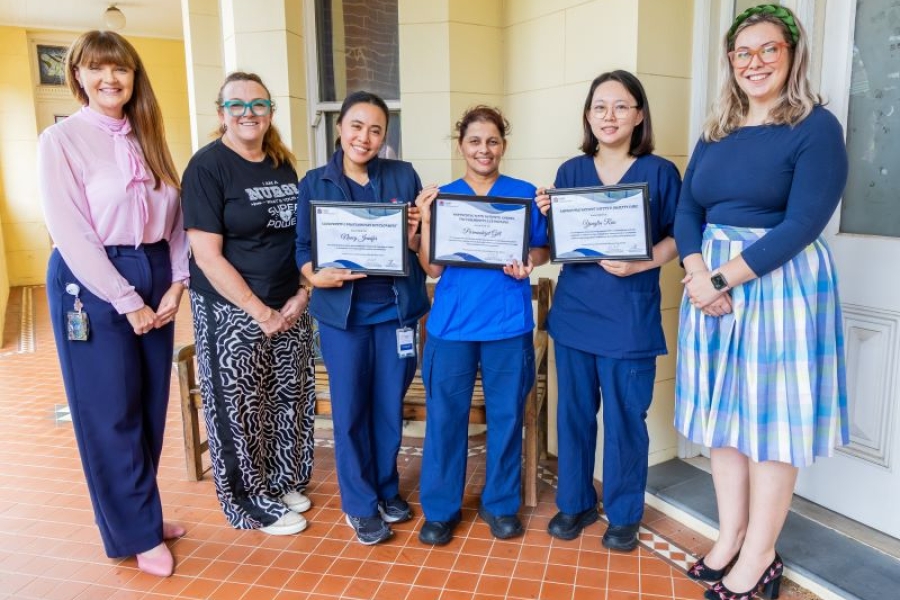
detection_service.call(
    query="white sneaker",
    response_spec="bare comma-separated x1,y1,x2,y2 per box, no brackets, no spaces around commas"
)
259,511,307,536
282,491,312,513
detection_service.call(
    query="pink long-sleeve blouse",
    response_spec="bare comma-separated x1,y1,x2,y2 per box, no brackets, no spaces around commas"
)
38,106,189,314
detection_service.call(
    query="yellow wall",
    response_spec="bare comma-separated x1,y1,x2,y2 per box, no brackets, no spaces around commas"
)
0,26,191,327
397,0,693,476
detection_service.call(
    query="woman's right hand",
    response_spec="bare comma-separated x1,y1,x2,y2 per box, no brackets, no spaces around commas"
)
308,267,366,288
126,306,157,335
254,307,287,337
415,185,439,226
535,188,551,216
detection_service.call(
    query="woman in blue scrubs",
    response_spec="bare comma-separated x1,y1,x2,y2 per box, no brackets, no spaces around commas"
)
415,106,549,545
295,91,429,545
536,71,681,552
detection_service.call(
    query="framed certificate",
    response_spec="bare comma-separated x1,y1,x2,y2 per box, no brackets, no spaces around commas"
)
547,184,652,262
310,201,408,276
430,194,530,269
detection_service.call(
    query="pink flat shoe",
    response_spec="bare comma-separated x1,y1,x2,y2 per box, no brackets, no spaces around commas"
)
136,542,174,577
162,522,186,540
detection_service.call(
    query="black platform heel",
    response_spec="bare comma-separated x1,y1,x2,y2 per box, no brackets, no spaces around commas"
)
703,553,784,600
687,552,739,582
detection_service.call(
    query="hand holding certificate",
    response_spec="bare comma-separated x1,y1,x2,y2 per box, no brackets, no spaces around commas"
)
547,184,652,262
310,201,409,276
429,194,530,269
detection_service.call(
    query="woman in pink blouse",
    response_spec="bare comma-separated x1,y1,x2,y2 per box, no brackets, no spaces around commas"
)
37,31,189,577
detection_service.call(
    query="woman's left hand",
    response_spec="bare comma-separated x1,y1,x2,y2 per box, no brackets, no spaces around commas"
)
153,282,185,328
503,257,534,280
682,270,727,309
599,259,646,278
407,205,422,251
278,288,310,331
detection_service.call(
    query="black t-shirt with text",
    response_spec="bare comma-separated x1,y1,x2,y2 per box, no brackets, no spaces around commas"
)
182,139,300,307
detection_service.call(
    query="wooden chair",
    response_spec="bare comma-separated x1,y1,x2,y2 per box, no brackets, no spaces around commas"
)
175,277,551,506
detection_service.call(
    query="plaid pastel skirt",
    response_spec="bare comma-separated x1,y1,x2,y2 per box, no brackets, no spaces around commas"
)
675,224,849,467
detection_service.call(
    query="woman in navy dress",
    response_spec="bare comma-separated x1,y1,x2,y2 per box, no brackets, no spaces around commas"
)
414,106,549,545
675,6,848,599
536,70,681,552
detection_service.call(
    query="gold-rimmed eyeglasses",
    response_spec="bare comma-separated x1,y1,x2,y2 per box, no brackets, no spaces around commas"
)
590,104,638,119
728,41,791,69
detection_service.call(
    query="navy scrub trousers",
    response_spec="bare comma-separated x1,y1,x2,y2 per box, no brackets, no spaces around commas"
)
317,319,417,518
419,333,535,521
46,242,174,558
554,341,656,527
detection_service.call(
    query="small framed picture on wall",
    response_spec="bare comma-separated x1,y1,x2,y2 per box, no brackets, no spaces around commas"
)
37,44,68,86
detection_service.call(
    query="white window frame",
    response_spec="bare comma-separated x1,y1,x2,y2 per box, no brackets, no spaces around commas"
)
303,0,402,168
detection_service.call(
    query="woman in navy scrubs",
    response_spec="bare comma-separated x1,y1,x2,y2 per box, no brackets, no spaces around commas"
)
295,91,429,545
536,70,681,552
414,106,549,545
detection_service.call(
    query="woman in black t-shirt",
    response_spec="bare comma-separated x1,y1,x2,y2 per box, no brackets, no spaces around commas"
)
181,72,315,536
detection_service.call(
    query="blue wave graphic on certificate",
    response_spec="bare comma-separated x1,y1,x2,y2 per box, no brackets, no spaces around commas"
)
552,188,645,259
319,259,367,269
433,199,526,264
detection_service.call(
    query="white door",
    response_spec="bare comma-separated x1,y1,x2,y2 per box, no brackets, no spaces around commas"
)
793,0,900,539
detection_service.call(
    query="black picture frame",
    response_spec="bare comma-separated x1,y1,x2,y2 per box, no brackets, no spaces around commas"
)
429,193,530,270
547,183,652,262
310,201,409,276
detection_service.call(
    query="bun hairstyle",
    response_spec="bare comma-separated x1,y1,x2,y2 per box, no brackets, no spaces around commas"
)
65,30,179,191
455,105,510,143
215,71,296,170
704,3,820,141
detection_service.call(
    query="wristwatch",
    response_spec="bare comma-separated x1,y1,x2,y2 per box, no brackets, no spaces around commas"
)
710,271,729,291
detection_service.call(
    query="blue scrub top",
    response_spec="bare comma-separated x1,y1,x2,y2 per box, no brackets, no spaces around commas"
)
426,175,549,341
546,154,681,358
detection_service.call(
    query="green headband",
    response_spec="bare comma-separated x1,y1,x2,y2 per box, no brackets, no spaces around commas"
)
727,4,800,45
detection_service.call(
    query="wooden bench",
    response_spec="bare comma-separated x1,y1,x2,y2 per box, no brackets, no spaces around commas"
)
176,277,551,507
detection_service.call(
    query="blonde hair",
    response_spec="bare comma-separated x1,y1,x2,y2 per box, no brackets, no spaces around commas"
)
213,72,297,171
65,30,180,191
703,7,820,142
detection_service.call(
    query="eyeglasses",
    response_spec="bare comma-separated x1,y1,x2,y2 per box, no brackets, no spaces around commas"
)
590,104,638,119
728,42,791,69
220,98,273,117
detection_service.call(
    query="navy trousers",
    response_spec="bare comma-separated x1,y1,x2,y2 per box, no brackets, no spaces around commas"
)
47,243,174,558
419,333,534,521
554,341,655,526
318,319,417,518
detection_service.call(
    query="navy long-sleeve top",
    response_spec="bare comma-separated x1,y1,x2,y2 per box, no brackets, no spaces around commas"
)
674,105,848,277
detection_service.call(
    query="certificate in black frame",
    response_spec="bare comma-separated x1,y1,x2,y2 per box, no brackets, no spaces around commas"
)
429,193,531,270
310,200,409,276
547,183,652,263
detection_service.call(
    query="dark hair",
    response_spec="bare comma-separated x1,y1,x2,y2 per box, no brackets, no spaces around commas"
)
455,105,510,143
65,30,179,191
215,71,296,170
337,91,390,127
580,70,654,157
334,91,390,150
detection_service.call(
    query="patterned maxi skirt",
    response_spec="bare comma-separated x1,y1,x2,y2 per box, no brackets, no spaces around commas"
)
675,224,849,467
190,290,317,529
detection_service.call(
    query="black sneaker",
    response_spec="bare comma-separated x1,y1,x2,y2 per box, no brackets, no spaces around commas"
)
547,507,599,540
602,522,640,552
477,505,524,539
377,495,412,523
418,515,461,546
345,514,393,545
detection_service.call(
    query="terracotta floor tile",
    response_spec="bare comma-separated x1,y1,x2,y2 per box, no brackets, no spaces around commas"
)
0,288,818,600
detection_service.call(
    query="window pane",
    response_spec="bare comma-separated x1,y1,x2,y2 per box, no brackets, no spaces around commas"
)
325,111,403,160
839,3,900,237
316,0,400,102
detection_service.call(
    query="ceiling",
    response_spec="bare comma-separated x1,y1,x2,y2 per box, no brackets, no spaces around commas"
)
0,0,183,40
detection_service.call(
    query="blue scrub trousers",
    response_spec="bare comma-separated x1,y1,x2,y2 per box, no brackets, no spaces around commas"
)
420,333,534,521
554,341,655,526
318,319,417,518
46,243,174,558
